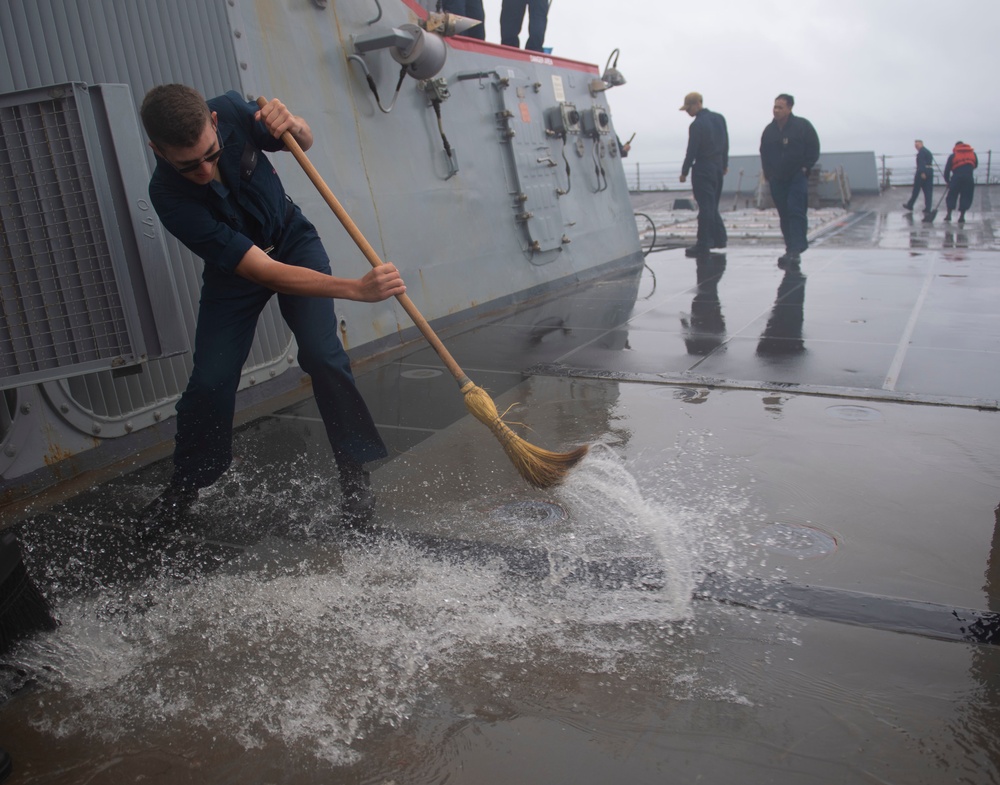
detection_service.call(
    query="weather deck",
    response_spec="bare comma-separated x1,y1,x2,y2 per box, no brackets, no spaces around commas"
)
2,185,998,784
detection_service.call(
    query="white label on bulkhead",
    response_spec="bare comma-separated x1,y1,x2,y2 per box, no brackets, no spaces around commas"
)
552,75,565,103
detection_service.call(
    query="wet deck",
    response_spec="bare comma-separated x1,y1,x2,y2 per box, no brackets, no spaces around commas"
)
2,186,999,784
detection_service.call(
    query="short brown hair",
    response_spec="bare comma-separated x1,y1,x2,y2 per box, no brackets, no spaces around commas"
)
140,84,211,148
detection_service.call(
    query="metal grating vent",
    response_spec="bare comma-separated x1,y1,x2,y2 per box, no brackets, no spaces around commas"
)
0,89,134,383
0,389,14,446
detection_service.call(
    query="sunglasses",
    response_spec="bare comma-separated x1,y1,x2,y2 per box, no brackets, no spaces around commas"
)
170,126,225,174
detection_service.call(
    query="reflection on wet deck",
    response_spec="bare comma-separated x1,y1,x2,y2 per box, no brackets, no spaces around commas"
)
2,186,999,784
624,186,999,404
535,245,999,405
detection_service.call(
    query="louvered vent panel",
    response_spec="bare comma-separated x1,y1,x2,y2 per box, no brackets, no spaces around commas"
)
0,89,135,383
0,1,294,426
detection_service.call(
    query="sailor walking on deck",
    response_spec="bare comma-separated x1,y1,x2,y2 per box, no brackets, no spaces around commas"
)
759,94,820,268
678,92,729,258
137,85,406,532
943,141,978,223
902,139,934,216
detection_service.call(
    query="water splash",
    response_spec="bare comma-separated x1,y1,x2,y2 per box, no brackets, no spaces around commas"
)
7,443,758,767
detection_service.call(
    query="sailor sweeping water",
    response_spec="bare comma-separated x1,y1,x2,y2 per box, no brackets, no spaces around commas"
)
943,140,978,224
138,85,407,532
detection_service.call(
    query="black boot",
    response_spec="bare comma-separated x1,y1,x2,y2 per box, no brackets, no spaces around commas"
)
777,252,801,269
944,210,952,222
0,747,11,782
958,211,966,224
337,459,376,528
137,483,198,538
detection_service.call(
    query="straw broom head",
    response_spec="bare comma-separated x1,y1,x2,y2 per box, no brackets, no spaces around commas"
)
460,382,588,489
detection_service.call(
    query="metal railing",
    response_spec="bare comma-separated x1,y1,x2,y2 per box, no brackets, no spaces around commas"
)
624,150,996,192
876,150,995,189
623,161,683,192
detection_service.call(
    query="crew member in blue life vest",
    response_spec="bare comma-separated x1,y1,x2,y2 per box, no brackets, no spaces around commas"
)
759,94,820,268
138,84,406,532
943,141,978,224
679,92,729,258
902,139,934,215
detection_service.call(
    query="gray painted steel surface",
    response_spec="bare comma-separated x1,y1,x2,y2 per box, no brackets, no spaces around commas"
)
0,0,641,498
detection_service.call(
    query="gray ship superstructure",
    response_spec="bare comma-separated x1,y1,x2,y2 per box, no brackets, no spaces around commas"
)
0,0,641,504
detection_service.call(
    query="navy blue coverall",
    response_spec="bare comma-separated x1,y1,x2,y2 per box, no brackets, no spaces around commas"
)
500,0,548,52
682,108,729,251
905,145,934,212
149,92,387,491
760,114,820,256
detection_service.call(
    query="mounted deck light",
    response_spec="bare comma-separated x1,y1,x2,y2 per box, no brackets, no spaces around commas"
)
590,48,627,95
390,24,447,79
352,23,447,79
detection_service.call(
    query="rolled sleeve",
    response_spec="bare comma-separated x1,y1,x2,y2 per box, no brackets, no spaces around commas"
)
197,224,254,275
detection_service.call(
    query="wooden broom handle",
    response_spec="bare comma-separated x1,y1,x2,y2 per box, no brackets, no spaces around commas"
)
256,96,469,386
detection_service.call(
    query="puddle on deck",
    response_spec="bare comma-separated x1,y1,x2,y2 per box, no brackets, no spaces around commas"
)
3,413,999,784
3,186,1000,783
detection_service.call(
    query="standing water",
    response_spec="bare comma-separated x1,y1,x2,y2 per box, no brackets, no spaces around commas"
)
3,404,999,783
3,450,764,782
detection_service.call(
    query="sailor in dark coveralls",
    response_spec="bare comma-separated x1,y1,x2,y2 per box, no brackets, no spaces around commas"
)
759,94,820,268
902,139,934,215
679,92,729,258
943,141,978,224
138,84,406,531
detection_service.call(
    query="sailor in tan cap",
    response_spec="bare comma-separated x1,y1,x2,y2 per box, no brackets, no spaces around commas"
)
678,92,729,257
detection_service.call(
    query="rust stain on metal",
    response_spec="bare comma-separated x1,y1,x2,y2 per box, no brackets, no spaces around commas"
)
419,269,428,307
42,446,76,467
43,426,77,467
40,425,99,470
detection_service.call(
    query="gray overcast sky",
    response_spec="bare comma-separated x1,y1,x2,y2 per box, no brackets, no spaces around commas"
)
479,0,998,167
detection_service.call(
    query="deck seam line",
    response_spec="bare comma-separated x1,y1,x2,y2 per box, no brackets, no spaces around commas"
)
270,413,438,433
883,256,936,391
